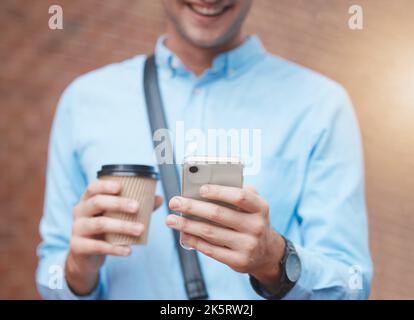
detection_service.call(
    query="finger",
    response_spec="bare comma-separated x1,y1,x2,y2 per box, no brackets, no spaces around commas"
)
181,233,243,268
199,184,264,213
77,195,139,217
70,236,131,256
82,180,122,200
153,195,163,211
75,216,144,237
169,196,250,232
165,214,245,249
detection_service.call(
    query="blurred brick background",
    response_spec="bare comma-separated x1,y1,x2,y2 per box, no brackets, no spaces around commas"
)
0,0,413,299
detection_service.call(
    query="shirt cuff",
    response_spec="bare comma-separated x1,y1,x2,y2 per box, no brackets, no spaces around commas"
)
61,274,102,300
37,251,103,300
282,245,356,300
249,275,280,300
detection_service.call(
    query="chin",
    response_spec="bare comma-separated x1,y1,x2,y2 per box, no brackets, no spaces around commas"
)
187,34,224,48
182,26,237,49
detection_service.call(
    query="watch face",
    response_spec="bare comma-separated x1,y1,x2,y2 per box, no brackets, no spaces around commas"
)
285,253,301,282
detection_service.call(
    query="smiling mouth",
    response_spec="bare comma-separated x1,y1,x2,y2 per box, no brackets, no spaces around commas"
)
186,2,232,17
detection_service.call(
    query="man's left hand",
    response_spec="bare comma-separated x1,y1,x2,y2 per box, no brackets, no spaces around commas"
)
166,184,286,292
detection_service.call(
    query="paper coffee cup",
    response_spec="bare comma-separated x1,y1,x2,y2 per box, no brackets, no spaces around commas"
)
97,165,159,246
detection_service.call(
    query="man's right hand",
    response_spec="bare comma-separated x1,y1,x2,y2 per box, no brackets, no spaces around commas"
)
65,179,163,296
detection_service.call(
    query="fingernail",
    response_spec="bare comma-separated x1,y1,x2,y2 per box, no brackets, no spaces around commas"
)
166,215,178,226
118,246,131,256
128,200,139,212
169,197,182,210
132,224,143,235
200,185,209,196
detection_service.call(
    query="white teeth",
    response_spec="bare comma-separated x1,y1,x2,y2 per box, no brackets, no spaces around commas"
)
190,4,226,16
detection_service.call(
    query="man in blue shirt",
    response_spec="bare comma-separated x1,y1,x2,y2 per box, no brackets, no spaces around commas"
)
36,0,372,299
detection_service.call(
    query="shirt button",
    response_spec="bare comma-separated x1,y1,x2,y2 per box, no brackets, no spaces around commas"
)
228,69,235,77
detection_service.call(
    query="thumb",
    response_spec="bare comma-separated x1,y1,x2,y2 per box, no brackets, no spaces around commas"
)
153,195,164,211
244,185,259,195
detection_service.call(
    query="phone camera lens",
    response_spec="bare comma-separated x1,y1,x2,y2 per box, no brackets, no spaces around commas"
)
189,166,198,173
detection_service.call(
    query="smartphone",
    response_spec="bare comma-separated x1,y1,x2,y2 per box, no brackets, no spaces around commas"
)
180,156,244,249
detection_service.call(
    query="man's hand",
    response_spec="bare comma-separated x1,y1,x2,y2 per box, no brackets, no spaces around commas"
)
65,179,163,296
166,184,285,293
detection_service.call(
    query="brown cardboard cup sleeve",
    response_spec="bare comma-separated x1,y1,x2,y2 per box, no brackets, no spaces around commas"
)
97,165,159,245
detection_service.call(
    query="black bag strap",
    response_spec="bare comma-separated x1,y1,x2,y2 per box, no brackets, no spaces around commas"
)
143,55,209,300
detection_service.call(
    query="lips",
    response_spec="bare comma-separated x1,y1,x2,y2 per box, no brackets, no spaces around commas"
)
185,1,231,18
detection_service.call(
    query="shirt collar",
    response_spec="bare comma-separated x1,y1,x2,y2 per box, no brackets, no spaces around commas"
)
154,35,266,79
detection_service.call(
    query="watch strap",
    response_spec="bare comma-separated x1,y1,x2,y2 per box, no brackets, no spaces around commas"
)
249,236,300,300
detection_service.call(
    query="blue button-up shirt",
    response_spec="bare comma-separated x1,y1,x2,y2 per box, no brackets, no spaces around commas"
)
36,36,372,299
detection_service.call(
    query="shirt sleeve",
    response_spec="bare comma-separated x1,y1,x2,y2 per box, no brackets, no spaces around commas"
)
35,83,103,300
285,87,373,299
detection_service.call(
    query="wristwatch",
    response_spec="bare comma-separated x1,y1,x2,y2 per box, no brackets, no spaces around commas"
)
249,236,301,300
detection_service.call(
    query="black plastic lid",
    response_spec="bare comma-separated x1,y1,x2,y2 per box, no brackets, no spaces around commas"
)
97,165,159,180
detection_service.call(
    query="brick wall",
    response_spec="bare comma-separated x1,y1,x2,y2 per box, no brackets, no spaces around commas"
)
1,0,413,299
